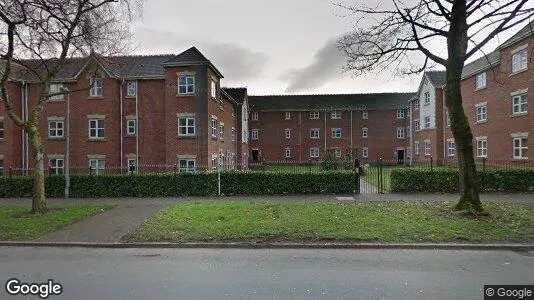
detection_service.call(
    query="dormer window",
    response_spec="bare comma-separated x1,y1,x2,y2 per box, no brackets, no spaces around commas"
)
89,77,103,97
48,83,64,101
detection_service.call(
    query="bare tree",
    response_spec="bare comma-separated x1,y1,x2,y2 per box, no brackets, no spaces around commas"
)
336,0,533,212
0,0,142,213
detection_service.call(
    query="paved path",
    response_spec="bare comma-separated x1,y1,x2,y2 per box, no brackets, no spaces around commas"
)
1,247,533,300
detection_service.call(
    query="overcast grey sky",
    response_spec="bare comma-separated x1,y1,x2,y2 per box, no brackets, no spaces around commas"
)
131,0,528,95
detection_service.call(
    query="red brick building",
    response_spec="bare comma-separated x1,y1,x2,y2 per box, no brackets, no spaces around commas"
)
410,21,533,164
0,47,250,174
247,94,414,163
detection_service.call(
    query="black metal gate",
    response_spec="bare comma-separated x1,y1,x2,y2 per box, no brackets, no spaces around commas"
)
354,159,387,194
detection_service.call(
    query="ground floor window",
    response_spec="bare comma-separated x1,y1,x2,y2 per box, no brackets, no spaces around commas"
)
477,139,487,158
447,141,455,157
89,158,105,175
179,159,196,173
49,157,64,174
513,137,528,159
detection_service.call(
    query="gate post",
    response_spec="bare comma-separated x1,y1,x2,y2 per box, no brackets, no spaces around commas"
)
354,158,360,194
378,158,384,194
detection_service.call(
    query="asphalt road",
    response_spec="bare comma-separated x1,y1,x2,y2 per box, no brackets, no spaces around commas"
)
0,247,532,300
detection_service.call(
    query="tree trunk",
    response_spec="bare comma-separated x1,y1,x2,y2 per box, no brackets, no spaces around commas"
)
447,0,483,212
28,128,48,214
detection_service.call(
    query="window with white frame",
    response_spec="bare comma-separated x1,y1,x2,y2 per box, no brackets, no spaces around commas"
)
285,112,291,120
310,147,320,158
477,139,487,158
414,120,420,131
251,112,258,121
362,110,368,119
331,128,341,139
48,83,64,100
446,111,451,127
396,109,405,119
211,118,217,138
310,128,320,139
89,158,105,175
284,148,291,158
251,129,259,140
0,157,3,175
476,105,487,122
424,140,431,156
127,158,137,173
362,127,368,139
285,128,291,139
331,111,341,119
178,117,195,137
362,147,368,158
179,158,196,173
211,79,217,99
512,93,527,115
219,124,224,140
0,119,4,140
414,100,419,110
424,116,431,128
88,118,105,139
447,140,456,157
424,92,431,105
49,157,64,175
334,148,341,158
178,75,195,95
513,137,528,159
396,127,405,139
511,48,528,73
414,141,420,155
406,148,411,158
475,72,486,89
127,81,136,97
126,119,136,136
48,120,64,138
310,111,320,119
211,154,218,170
231,127,235,141
89,77,103,97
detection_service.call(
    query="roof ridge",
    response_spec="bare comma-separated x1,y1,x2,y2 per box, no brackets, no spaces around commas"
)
249,92,416,97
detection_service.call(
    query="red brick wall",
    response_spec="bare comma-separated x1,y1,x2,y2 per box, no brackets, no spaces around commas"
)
0,81,23,170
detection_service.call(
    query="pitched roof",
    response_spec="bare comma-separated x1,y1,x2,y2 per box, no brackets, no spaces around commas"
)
162,46,223,78
248,93,415,111
461,51,501,78
425,70,446,87
222,87,247,104
499,20,534,50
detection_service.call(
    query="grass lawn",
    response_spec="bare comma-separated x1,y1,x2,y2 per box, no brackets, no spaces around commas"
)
0,204,115,241
128,201,534,244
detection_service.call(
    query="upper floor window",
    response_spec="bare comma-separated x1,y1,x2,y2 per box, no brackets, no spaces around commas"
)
446,111,451,127
48,120,64,138
362,127,368,139
396,109,405,119
310,128,320,139
331,128,341,139
88,118,105,139
48,83,64,101
512,93,527,115
285,112,291,120
219,124,224,140
90,77,103,97
475,72,486,89
211,118,218,139
211,79,217,99
414,120,420,131
178,117,195,137
424,116,431,128
251,112,258,121
127,81,136,97
511,48,528,73
476,104,487,123
396,127,405,139
308,111,318,119
285,128,291,139
126,118,136,136
251,129,259,140
331,111,341,119
414,100,419,110
424,92,431,105
362,110,368,119
178,75,195,95
414,141,420,155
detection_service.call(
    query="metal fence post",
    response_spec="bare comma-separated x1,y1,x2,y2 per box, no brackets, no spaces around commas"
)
9,167,12,179
430,156,433,172
378,158,383,194
482,157,486,192
354,158,360,194
89,166,93,176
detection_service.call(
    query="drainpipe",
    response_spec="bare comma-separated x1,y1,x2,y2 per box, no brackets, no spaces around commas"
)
409,101,413,165
350,110,353,154
324,110,327,155
21,82,25,170
442,86,446,161
24,82,29,171
299,111,302,162
119,79,124,172
135,80,139,171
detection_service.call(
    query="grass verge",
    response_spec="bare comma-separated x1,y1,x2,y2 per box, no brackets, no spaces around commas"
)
127,201,534,244
0,204,115,241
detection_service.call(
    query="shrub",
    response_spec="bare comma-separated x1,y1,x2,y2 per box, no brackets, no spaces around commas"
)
391,168,534,193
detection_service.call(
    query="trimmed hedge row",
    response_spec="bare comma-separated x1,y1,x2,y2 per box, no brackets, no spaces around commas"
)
0,171,356,198
390,168,534,193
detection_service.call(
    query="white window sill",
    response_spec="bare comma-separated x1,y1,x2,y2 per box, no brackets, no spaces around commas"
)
512,157,529,161
511,112,528,118
48,137,65,140
176,93,195,97
476,120,488,124
510,68,528,76
474,86,487,91
88,96,103,100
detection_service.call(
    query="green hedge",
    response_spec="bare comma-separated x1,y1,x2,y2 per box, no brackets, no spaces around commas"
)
391,168,534,193
0,171,355,198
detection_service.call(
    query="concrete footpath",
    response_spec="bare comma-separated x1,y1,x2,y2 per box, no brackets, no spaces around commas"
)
0,193,532,244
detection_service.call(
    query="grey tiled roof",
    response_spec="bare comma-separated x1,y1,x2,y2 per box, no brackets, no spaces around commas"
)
461,51,501,78
163,47,209,65
104,55,175,79
499,20,534,50
222,87,247,104
425,70,446,87
249,93,415,111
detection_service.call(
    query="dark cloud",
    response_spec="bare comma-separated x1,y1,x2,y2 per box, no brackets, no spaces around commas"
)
133,28,268,80
281,37,345,93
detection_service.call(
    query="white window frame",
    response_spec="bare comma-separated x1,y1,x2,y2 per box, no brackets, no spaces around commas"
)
447,140,456,157
396,109,405,119
424,92,431,105
310,111,320,119
219,124,224,140
513,137,528,159
362,110,368,119
126,119,136,136
179,158,196,173
424,140,431,156
48,120,64,138
211,118,218,138
178,117,195,137
178,75,195,95
334,148,342,158
362,147,369,158
90,77,103,97
331,128,341,139
414,141,420,155
49,157,64,175
285,128,291,139
211,79,217,99
310,128,320,139
251,129,259,140
251,112,258,121
414,101,419,110
362,127,368,139
310,147,320,158
477,138,487,158
396,127,405,139
331,111,341,119
285,112,291,120
424,116,431,128
89,158,105,175
446,111,451,127
512,93,527,115
231,127,235,142
88,119,105,140
127,81,136,97
284,148,291,158
475,72,486,89
414,120,420,131
476,105,487,123
511,48,528,73
48,83,64,101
